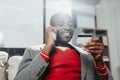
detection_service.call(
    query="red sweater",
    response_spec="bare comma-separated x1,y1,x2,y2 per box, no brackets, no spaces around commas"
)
40,47,108,80
45,48,81,80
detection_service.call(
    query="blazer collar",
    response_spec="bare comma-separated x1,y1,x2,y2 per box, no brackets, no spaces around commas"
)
68,43,88,80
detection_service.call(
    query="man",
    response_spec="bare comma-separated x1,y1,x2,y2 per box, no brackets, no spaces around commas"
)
14,13,113,80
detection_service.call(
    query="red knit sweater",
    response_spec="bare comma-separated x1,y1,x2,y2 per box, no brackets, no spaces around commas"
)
45,48,81,80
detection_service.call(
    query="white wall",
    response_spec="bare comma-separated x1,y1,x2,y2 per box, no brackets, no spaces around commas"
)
74,2,96,28
114,0,120,79
0,0,43,48
76,13,95,28
96,0,120,79
45,0,72,27
115,0,120,65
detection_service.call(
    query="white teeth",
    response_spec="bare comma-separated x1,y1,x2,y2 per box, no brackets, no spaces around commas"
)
64,33,70,36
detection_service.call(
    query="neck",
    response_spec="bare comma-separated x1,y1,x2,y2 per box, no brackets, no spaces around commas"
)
55,41,69,47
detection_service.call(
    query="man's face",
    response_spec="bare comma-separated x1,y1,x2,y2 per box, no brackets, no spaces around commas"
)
53,15,74,43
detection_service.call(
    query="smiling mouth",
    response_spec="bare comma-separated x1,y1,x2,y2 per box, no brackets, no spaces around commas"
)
64,32,71,35
62,31,71,35
64,32,72,39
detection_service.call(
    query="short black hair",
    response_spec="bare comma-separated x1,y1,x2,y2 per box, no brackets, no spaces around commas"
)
50,13,73,26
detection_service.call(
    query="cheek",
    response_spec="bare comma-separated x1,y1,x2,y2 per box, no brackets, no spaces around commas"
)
57,29,65,35
57,31,64,37
57,31,66,40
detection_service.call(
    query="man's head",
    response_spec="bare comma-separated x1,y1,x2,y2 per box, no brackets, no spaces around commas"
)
50,13,75,44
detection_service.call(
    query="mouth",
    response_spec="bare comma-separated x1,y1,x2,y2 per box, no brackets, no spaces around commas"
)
57,31,73,42
63,32,72,39
64,32,71,35
61,31,72,35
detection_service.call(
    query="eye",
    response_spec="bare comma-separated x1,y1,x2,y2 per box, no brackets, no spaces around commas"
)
58,21,64,27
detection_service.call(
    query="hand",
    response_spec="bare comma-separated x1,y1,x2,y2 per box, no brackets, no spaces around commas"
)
45,27,57,47
42,27,57,56
83,37,104,62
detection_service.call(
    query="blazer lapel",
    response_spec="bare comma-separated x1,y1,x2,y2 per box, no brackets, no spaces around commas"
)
69,43,87,80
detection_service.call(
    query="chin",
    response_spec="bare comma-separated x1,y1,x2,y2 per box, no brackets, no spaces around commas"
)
64,39,71,43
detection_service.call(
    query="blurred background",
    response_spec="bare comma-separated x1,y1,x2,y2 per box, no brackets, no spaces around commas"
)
0,0,120,79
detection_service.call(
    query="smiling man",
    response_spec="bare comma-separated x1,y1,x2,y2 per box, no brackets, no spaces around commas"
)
50,13,74,46
14,13,113,80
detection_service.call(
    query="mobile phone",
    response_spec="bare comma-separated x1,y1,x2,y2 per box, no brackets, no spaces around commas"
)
76,34,92,44
52,31,57,41
76,34,92,47
71,28,92,47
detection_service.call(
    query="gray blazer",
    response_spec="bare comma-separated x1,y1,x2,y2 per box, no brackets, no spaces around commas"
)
14,44,113,80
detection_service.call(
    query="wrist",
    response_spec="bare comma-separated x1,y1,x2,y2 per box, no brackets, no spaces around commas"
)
46,43,55,48
42,44,55,56
95,57,104,67
94,54,104,67
95,62,105,69
40,52,50,62
94,54,103,61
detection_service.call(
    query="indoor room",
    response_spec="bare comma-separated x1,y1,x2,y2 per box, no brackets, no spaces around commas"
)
0,0,119,80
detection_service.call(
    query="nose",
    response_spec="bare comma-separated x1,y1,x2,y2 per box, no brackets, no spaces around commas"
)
64,25,71,31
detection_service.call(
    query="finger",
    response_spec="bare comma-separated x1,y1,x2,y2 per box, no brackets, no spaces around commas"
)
91,37,100,42
85,49,103,54
46,27,51,32
47,27,58,33
87,46,104,50
84,42,103,46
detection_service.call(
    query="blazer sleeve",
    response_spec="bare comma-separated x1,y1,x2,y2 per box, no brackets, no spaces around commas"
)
14,47,49,80
88,53,113,80
88,53,114,80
